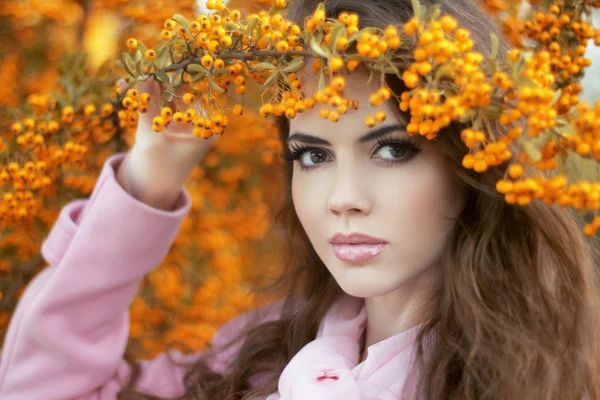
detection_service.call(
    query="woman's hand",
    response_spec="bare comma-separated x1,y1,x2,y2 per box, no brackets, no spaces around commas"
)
116,78,218,210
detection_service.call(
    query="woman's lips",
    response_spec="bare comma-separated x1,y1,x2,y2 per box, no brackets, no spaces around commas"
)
331,243,388,262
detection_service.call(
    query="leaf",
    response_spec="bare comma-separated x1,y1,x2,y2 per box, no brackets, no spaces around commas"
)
282,57,305,72
59,77,75,102
155,69,170,84
255,62,277,70
490,33,499,60
264,72,280,87
348,27,377,43
187,64,207,73
133,49,142,63
96,60,112,78
487,57,497,75
411,0,422,20
329,24,346,52
161,89,174,107
550,89,563,106
192,73,207,82
247,15,260,37
423,4,441,22
137,40,148,55
172,14,191,36
383,65,400,74
516,136,542,162
433,64,452,82
309,36,331,58
135,55,144,76
122,52,137,78
209,79,225,93
317,70,325,92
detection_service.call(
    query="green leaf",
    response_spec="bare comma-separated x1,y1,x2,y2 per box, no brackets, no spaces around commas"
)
516,136,541,162
550,89,563,106
122,52,137,78
187,64,207,73
329,24,346,53
155,69,170,84
172,14,191,36
490,33,499,60
317,70,325,92
133,49,142,63
411,0,422,20
192,73,207,82
255,62,277,70
135,56,144,76
209,79,225,93
137,41,148,55
310,36,331,58
264,72,280,87
423,4,441,22
97,60,112,78
348,27,377,43
383,65,400,74
282,57,305,72
487,57,497,75
161,89,174,107
59,77,75,102
247,15,260,37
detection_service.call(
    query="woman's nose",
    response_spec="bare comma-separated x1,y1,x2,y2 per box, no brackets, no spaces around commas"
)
327,165,371,216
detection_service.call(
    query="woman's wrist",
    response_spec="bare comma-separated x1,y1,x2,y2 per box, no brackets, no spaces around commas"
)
115,148,186,211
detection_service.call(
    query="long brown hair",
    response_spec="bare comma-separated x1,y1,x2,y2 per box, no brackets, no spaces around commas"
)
118,0,600,398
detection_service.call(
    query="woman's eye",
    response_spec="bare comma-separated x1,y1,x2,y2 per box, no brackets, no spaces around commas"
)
300,149,328,166
375,144,409,161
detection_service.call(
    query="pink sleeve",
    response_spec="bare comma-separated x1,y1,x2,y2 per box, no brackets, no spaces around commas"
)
0,152,200,399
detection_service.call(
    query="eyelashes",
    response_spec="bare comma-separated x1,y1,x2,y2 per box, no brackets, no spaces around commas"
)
280,137,421,172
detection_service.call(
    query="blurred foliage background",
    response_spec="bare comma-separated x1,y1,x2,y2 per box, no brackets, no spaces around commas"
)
0,0,288,359
1,0,600,360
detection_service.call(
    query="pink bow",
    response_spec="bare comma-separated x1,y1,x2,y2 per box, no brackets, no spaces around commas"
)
271,295,383,400
264,294,426,400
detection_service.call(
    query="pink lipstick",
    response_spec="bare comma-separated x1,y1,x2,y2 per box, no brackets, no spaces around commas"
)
330,232,388,263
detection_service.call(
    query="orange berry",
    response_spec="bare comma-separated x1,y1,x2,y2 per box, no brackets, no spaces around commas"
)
374,110,386,122
508,164,524,179
230,10,241,21
328,57,344,73
161,30,172,41
201,54,214,69
153,116,165,132
126,38,138,49
164,19,176,31
276,41,289,53
145,50,156,60
347,60,360,71
214,59,225,69
220,36,232,47
233,105,243,116
140,93,151,105
183,93,195,104
331,76,345,91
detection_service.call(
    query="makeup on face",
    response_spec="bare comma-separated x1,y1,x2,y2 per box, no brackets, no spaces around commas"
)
330,232,388,263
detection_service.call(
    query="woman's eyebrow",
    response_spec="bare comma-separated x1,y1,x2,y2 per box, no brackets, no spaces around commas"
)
286,123,407,146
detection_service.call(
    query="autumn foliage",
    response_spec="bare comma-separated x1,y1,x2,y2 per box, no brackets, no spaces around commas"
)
1,0,600,359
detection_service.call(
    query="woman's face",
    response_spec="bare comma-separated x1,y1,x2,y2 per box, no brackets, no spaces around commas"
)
288,71,468,298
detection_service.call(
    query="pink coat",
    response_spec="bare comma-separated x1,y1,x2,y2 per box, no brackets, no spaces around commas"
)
0,153,422,399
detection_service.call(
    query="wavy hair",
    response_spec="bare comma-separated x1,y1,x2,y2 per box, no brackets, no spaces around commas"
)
118,0,600,398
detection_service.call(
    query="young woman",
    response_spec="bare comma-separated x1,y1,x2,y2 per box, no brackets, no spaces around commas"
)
1,0,599,398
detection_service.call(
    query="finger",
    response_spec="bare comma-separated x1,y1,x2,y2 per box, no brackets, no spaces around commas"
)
116,79,129,93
